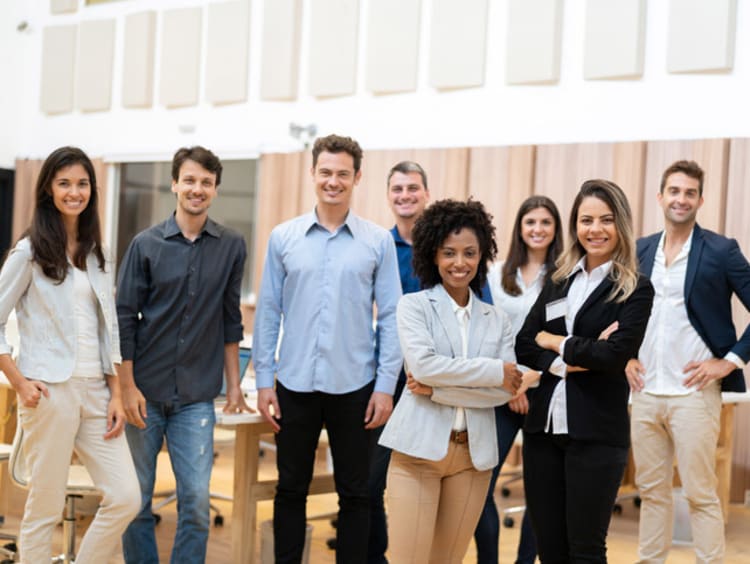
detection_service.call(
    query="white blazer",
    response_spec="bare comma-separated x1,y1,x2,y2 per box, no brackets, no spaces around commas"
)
0,238,121,382
379,284,515,471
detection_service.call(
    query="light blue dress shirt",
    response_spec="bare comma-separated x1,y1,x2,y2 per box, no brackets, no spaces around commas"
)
253,210,403,395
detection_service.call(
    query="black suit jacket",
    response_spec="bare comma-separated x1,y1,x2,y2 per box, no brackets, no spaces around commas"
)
637,224,750,393
515,271,654,447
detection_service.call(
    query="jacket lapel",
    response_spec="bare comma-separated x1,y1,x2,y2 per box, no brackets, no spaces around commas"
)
467,296,491,358
684,224,704,305
428,285,464,358
639,234,659,277
573,276,614,331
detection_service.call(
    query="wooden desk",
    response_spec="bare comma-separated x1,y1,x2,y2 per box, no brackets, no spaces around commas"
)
215,409,335,563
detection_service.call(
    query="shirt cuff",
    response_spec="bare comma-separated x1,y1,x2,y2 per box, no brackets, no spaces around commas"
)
724,352,745,370
548,356,567,379
559,335,572,356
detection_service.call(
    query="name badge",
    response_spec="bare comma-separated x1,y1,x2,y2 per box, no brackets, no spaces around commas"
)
545,298,567,321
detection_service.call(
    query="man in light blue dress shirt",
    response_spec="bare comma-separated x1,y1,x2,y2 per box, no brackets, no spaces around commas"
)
253,134,403,564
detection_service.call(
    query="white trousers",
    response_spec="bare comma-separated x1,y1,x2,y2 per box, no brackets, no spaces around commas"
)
18,377,140,564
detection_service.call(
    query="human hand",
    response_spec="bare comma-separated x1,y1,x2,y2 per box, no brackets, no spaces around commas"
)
121,382,148,429
535,331,565,353
17,379,49,409
104,395,126,440
598,321,619,341
223,385,255,414
502,363,523,395
257,388,281,432
683,358,735,390
406,372,433,397
508,392,529,414
364,391,393,430
625,358,645,392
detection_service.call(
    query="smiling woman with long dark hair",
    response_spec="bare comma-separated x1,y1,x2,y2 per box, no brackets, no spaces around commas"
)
515,180,654,563
0,147,139,563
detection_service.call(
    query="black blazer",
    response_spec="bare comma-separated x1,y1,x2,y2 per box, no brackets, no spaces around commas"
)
637,225,750,393
515,271,654,447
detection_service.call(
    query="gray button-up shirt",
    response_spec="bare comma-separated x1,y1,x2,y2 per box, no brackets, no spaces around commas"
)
116,214,246,403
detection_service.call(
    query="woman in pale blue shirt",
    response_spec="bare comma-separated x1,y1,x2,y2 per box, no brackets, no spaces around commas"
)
475,195,563,564
379,199,522,564
0,147,139,563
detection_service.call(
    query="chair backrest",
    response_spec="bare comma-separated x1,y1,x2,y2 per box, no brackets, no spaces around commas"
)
9,420,29,490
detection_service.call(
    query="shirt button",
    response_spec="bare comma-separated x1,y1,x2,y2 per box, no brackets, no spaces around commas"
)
189,291,195,296
179,338,185,344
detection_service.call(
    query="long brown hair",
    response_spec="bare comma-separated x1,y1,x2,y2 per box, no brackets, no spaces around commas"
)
27,146,105,282
501,196,563,296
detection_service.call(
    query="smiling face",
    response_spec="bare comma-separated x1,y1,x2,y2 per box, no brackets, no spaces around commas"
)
312,151,361,210
520,206,556,253
51,163,91,221
387,171,429,220
171,159,218,217
435,227,480,306
658,171,703,228
577,196,618,270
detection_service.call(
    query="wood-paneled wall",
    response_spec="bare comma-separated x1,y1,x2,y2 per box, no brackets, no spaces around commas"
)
253,137,750,502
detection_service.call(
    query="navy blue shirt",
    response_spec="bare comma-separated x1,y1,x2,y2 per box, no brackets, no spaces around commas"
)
116,214,246,403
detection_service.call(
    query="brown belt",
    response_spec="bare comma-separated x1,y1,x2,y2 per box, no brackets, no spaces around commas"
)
449,430,468,444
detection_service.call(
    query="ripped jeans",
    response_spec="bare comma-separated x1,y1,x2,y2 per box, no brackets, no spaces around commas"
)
122,400,216,564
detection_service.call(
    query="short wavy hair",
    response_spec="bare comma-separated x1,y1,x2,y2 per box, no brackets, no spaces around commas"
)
412,198,497,294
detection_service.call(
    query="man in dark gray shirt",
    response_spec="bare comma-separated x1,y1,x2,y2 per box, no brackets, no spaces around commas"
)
116,146,250,564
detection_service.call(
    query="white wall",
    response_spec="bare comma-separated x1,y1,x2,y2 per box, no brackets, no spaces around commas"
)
1,0,750,168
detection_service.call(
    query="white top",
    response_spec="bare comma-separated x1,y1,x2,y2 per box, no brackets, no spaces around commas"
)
639,231,743,396
547,258,612,434
448,290,473,431
488,261,546,338
73,267,103,378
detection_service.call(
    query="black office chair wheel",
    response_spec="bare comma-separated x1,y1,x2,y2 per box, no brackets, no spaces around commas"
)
326,537,337,550
153,512,162,525
330,518,338,529
501,487,511,497
214,514,224,527
612,504,623,515
1,542,15,553
634,496,642,508
502,516,515,528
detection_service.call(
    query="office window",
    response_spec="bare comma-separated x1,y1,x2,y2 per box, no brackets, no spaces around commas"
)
116,159,258,299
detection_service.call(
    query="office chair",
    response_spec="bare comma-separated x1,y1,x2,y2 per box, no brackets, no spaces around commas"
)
9,423,100,563
0,443,17,563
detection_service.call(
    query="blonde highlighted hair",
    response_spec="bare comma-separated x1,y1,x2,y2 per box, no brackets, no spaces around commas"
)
552,179,639,303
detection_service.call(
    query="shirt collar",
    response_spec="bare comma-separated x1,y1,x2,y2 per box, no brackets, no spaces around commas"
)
568,256,612,279
162,213,221,240
657,228,694,255
448,288,473,319
391,225,410,246
306,207,360,238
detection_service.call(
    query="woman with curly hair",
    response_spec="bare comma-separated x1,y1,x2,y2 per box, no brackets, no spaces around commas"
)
0,147,140,562
379,198,522,564
515,180,654,562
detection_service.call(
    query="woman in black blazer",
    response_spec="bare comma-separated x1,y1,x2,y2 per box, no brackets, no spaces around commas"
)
515,179,654,563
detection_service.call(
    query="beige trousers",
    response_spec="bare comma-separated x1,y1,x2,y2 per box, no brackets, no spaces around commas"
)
386,442,491,564
631,384,724,564
18,377,140,564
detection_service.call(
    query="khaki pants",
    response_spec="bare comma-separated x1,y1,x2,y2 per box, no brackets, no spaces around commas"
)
386,442,491,564
631,384,724,564
18,377,140,564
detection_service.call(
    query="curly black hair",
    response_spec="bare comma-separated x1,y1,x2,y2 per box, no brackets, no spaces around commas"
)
412,198,498,294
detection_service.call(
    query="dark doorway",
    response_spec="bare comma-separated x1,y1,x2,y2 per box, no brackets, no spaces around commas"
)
0,168,14,263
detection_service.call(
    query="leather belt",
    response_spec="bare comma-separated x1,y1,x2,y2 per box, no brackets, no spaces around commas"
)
449,430,468,444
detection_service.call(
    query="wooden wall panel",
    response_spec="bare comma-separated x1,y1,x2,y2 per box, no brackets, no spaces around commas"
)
260,0,301,100
366,0,421,94
584,0,646,80
667,0,737,73
122,11,156,108
506,0,563,84
253,152,306,297
534,142,646,239
725,138,750,503
467,146,536,257
40,25,77,114
160,7,202,108
308,0,359,97
641,139,729,235
430,0,488,89
76,19,116,112
206,0,250,105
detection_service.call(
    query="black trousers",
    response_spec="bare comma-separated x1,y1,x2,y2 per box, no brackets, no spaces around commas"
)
274,380,374,564
522,432,628,564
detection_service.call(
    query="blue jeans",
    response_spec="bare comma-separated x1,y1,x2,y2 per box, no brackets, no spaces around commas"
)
474,404,537,564
122,400,216,564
